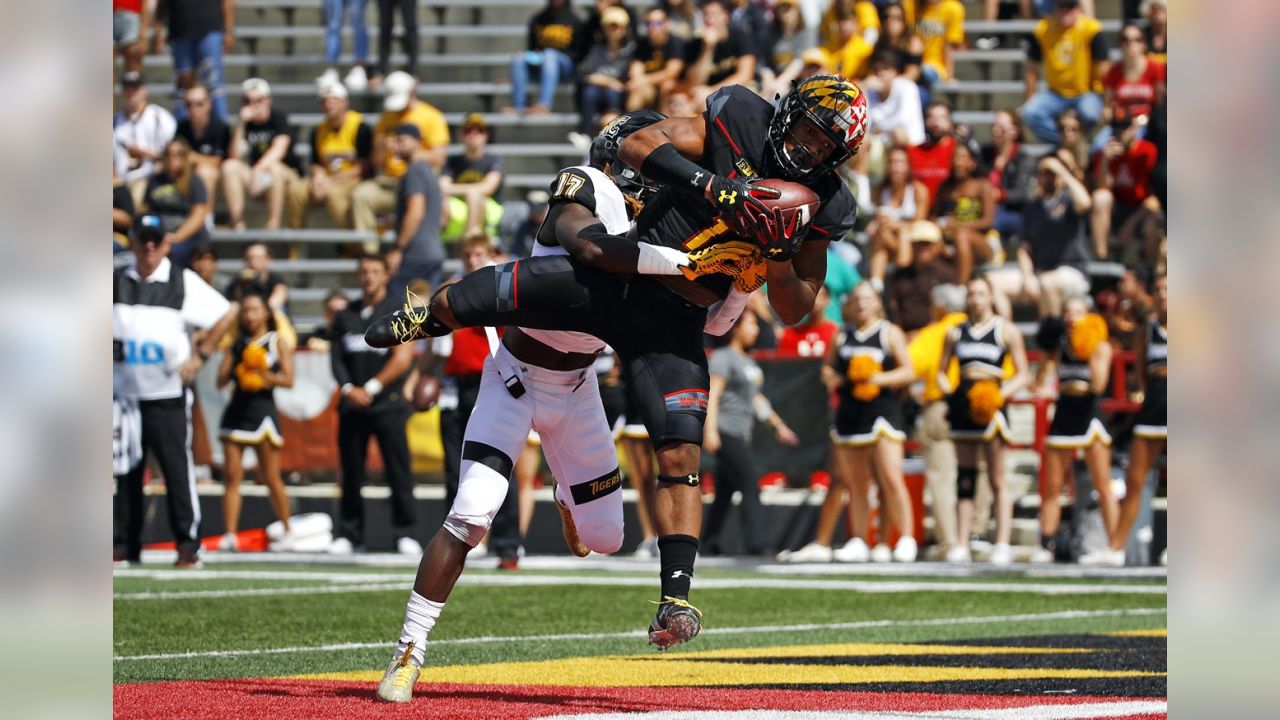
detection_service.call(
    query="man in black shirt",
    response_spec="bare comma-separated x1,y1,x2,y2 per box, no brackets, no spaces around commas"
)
330,254,418,554
687,0,755,106
439,114,505,243
626,6,686,112
222,78,298,230
175,84,230,217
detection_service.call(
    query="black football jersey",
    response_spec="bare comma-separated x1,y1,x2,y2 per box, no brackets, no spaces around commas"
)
633,85,858,300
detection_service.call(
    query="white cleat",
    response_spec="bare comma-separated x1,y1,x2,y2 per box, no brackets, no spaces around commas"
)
892,536,919,563
989,543,1014,566
869,543,893,563
217,533,239,553
376,642,422,703
1078,547,1126,567
328,537,355,556
397,536,424,557
946,545,972,564
1028,546,1054,564
833,537,869,563
779,542,833,563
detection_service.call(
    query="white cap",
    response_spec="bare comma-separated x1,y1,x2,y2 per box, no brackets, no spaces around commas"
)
242,77,272,98
383,71,416,112
319,80,348,100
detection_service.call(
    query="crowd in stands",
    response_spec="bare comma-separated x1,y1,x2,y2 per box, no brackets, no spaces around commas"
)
112,0,1167,567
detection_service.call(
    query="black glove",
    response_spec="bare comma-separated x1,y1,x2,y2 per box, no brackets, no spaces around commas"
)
707,175,780,242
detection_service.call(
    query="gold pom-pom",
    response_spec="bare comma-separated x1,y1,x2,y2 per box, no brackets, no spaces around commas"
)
1069,313,1109,361
236,364,266,392
847,355,882,401
242,343,269,370
967,379,1004,426
853,382,881,401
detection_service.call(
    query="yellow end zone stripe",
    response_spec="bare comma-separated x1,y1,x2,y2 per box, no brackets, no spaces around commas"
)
1106,629,1168,637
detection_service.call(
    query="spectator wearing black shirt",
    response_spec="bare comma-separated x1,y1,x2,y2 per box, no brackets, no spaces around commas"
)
687,0,755,106
983,109,1037,244
507,0,583,115
988,155,1092,318
225,242,289,313
579,0,640,55
573,7,634,138
390,124,446,296
626,6,686,112
329,253,419,555
439,114,505,243
222,78,297,230
174,84,230,216
158,0,234,121
113,172,135,253
759,0,815,102
286,82,372,229
142,138,210,267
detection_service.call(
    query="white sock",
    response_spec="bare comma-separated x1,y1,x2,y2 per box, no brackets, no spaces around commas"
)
397,591,444,665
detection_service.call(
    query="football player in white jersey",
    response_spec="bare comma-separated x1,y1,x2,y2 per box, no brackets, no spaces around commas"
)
376,112,754,703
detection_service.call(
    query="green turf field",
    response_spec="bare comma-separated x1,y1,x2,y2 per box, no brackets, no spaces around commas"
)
113,558,1167,685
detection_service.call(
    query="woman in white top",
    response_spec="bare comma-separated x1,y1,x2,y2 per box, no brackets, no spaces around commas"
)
867,146,929,286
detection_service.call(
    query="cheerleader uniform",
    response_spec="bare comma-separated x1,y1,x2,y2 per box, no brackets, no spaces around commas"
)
832,320,907,445
219,331,284,447
947,317,1013,441
1045,334,1112,449
1133,319,1168,439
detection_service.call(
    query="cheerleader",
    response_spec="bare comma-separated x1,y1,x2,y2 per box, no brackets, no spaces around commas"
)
822,283,920,562
1086,273,1167,566
216,291,295,551
938,276,1030,564
1032,296,1121,563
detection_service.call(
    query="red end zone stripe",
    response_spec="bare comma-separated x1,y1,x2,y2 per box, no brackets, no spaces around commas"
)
113,679,1164,720
714,117,743,156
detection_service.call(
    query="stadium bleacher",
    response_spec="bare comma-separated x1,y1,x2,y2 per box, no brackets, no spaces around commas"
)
126,0,1132,329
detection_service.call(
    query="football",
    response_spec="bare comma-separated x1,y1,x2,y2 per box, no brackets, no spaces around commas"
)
754,178,821,231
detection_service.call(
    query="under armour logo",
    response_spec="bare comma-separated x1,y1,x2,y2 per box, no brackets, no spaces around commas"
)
670,570,688,579
718,190,737,204
691,171,704,188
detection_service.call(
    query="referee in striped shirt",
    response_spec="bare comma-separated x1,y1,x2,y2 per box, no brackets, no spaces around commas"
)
113,214,234,568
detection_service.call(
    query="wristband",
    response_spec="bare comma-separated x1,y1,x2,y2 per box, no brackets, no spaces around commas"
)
640,143,711,193
341,383,354,396
636,243,690,275
364,378,384,397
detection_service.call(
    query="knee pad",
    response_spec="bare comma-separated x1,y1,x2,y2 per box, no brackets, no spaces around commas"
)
658,473,700,487
957,467,978,501
577,519,624,555
444,450,515,547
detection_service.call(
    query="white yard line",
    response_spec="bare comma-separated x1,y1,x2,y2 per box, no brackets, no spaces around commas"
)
538,702,1169,720
112,607,1165,662
113,571,1167,600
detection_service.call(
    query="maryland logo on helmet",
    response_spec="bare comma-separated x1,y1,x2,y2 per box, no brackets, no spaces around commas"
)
796,77,863,112
767,74,869,179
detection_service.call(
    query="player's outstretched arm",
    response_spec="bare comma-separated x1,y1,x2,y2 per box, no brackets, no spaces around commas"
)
544,202,687,276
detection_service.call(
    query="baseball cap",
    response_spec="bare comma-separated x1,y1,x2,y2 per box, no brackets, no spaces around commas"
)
462,112,489,132
527,190,550,209
383,71,416,112
319,80,348,100
121,71,144,88
602,6,630,26
132,214,165,239
1055,0,1082,9
801,48,828,67
909,220,943,244
242,77,272,98
394,123,422,140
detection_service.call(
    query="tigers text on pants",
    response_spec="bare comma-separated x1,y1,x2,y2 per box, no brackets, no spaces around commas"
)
447,344,624,555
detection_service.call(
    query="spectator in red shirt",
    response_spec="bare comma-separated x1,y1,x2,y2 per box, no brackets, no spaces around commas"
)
778,286,839,358
907,102,955,205
1090,111,1160,261
1094,22,1165,151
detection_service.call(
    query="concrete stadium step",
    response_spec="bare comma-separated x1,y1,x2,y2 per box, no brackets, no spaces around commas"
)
139,81,574,115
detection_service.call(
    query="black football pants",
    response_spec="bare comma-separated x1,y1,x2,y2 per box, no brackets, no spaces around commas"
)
113,391,202,558
337,405,416,547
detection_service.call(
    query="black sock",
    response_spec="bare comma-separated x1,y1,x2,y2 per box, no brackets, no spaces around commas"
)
1040,533,1057,554
657,534,699,600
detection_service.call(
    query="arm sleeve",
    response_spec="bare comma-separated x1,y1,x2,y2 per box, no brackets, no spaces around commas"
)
708,348,733,378
190,174,208,205
405,164,430,197
180,270,232,330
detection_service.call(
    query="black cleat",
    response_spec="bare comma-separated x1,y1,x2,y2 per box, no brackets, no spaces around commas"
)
647,596,702,650
364,289,451,348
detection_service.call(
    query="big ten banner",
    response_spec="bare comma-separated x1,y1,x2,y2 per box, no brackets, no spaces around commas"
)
193,350,446,476
752,355,829,483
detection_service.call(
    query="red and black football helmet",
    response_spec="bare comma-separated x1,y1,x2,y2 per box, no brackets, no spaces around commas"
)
767,74,869,180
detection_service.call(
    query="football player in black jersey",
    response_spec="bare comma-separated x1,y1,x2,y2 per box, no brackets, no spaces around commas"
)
365,76,869,648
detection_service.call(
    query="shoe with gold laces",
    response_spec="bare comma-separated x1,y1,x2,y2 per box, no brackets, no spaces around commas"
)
364,288,451,348
375,641,422,703
647,596,703,650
